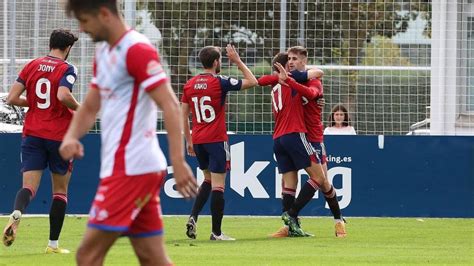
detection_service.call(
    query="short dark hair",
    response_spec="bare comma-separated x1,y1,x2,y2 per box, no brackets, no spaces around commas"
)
287,46,308,58
329,104,351,127
65,0,119,17
49,29,78,50
272,52,288,72
199,46,221,69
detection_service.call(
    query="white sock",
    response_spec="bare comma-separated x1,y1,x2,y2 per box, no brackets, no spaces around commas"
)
48,240,58,248
334,219,343,224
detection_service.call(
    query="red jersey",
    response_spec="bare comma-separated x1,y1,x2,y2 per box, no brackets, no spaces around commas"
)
301,78,324,142
258,75,321,139
17,55,77,141
181,73,242,144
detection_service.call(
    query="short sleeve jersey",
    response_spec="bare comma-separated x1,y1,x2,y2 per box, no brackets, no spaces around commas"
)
257,75,307,139
17,55,77,141
181,74,242,144
91,30,169,179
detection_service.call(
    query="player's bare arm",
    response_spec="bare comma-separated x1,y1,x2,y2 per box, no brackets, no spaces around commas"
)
225,44,258,89
57,86,80,111
306,68,324,79
181,103,196,157
148,82,198,198
60,88,101,160
6,82,28,107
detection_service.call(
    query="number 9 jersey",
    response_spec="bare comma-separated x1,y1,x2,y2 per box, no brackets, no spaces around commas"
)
17,55,77,141
181,73,242,144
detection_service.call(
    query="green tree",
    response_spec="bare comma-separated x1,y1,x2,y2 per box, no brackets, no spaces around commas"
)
143,0,430,134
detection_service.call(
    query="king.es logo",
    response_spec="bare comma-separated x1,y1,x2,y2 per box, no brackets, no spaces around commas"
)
164,141,352,209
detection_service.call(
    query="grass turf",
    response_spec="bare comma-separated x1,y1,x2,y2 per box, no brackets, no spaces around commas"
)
0,216,472,265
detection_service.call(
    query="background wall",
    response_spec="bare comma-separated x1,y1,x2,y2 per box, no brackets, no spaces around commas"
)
0,133,472,218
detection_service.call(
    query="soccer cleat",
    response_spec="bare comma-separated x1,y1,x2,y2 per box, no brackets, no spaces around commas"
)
281,212,305,237
3,210,22,247
269,226,289,238
45,246,71,254
295,218,314,237
210,232,236,241
335,221,347,238
186,217,197,239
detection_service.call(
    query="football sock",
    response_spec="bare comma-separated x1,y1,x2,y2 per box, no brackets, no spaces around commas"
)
48,240,58,249
190,179,211,222
288,179,319,218
323,185,342,220
210,188,224,236
13,187,34,213
282,188,296,212
49,193,67,241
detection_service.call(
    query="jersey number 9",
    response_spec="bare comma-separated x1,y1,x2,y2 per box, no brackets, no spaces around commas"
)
35,78,51,109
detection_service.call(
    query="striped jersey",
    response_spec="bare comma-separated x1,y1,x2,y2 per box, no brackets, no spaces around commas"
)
91,30,169,178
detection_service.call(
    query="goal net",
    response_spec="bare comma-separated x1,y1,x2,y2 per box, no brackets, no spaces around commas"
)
1,1,472,135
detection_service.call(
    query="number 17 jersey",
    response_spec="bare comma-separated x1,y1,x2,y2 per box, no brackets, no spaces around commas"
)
17,55,77,141
181,73,242,144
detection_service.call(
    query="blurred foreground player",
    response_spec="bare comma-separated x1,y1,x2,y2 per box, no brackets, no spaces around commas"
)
63,0,198,265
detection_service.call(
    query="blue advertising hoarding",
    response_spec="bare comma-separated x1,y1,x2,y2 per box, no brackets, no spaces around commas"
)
0,133,473,217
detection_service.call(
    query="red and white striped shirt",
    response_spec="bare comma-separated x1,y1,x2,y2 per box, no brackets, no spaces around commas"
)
91,30,169,178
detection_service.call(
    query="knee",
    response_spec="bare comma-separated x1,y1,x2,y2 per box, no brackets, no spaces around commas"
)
136,256,151,266
137,254,172,266
76,245,100,266
136,252,158,266
76,246,87,265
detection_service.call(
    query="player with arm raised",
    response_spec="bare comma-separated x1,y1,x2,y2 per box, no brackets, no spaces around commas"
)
287,46,346,238
3,29,79,253
63,1,198,265
182,44,258,241
258,53,331,237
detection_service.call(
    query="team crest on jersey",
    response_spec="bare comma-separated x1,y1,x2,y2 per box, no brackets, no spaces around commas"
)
147,60,163,75
66,75,76,84
230,78,239,86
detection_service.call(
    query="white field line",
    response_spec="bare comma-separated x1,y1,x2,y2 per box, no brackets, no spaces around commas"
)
0,214,467,220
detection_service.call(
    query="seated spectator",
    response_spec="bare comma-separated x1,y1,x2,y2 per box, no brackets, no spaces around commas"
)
324,104,357,135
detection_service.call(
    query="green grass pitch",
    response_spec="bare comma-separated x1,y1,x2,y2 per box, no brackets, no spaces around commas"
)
0,216,472,265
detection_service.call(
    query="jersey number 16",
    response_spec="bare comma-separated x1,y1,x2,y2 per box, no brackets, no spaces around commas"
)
191,96,216,123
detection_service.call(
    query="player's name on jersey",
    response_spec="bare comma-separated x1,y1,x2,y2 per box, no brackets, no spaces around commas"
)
194,83,207,90
38,64,56,73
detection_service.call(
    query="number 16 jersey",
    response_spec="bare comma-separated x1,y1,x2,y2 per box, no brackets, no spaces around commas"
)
181,73,242,144
17,55,77,141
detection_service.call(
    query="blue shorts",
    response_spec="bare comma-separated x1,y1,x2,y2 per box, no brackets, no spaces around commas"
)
21,136,72,175
310,142,327,164
193,141,230,174
273,133,318,174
